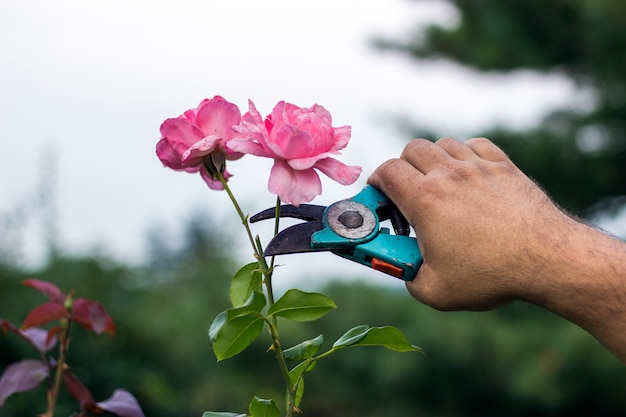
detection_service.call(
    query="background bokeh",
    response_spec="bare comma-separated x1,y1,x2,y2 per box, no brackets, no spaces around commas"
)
2,0,625,416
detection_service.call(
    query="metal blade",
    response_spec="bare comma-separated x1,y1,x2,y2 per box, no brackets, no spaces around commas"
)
375,202,410,236
263,221,326,256
389,206,411,236
250,204,326,223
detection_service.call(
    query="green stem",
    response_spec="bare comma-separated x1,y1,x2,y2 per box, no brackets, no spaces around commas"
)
312,347,339,361
270,196,281,271
216,172,294,415
44,317,72,417
263,317,296,416
217,172,258,256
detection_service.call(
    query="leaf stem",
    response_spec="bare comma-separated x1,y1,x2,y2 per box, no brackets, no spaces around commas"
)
44,315,72,417
270,196,281,270
217,172,258,257
216,171,295,415
263,317,296,416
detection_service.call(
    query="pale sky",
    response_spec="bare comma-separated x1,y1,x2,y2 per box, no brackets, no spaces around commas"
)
0,0,587,286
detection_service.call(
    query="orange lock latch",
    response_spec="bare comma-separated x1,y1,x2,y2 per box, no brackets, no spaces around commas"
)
371,258,404,278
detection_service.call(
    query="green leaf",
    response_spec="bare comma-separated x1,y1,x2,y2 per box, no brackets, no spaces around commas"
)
332,325,370,348
202,413,246,417
227,292,266,320
268,289,336,322
282,334,324,361
285,376,306,411
208,292,266,360
288,360,316,410
288,359,316,385
209,312,264,361
230,262,263,307
208,311,227,342
209,292,265,342
293,377,305,410
249,396,280,417
333,325,423,353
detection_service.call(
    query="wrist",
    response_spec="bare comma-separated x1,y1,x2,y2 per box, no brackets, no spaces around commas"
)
522,218,626,361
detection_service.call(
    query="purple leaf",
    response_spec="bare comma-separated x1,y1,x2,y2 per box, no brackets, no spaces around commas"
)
63,370,95,410
22,327,58,354
0,320,58,355
73,298,116,336
22,279,64,302
0,359,49,406
22,302,68,329
95,389,145,417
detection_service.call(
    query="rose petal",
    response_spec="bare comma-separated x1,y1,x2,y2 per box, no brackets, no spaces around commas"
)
268,160,321,206
267,125,315,160
287,151,335,170
330,125,352,151
244,100,266,126
314,158,362,185
156,138,185,169
159,118,205,155
194,96,241,140
226,136,271,158
309,103,333,122
181,135,222,165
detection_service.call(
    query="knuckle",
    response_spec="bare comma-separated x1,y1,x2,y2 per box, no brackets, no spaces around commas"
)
435,137,460,147
412,174,442,209
449,162,474,180
466,137,493,147
370,158,402,186
400,138,432,159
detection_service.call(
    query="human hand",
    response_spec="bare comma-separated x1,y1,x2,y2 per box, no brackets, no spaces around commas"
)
368,137,578,311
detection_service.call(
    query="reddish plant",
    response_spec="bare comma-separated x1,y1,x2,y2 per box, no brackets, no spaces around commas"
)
0,279,144,417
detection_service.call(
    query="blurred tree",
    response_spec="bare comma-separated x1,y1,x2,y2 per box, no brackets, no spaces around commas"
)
374,0,626,218
3,247,626,416
0,213,272,417
287,281,626,417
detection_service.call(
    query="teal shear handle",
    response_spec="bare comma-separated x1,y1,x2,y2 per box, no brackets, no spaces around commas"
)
311,185,423,281
251,185,423,281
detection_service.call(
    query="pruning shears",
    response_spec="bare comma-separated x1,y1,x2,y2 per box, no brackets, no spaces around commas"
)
250,185,423,281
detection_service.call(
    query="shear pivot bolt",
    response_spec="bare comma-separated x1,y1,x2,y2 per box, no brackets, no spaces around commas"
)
338,210,363,229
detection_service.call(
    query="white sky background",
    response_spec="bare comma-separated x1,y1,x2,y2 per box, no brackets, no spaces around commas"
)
0,0,600,288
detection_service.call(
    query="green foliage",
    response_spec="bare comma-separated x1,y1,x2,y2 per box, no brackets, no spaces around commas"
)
2,247,626,416
267,290,336,322
209,292,266,361
2,203,625,416
205,231,419,416
332,325,422,353
230,263,263,307
248,397,280,417
282,335,323,361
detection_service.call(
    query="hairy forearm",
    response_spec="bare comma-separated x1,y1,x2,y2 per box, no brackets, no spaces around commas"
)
527,220,626,363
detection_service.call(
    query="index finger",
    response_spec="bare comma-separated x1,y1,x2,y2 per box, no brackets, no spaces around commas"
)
367,157,424,224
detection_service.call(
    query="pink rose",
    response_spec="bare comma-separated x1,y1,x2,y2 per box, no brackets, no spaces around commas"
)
229,100,362,205
156,96,244,190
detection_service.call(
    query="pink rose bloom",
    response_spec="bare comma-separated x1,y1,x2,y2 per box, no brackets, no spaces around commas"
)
156,96,244,190
229,100,362,205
